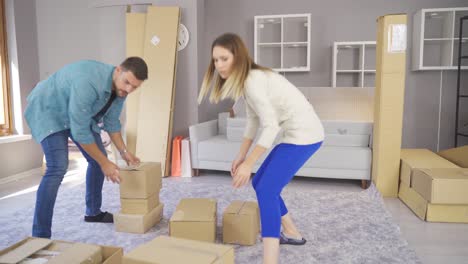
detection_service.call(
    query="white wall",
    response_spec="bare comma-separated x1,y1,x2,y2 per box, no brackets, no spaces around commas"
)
1,0,43,180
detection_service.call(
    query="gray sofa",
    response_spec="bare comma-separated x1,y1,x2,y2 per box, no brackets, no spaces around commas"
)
189,87,374,188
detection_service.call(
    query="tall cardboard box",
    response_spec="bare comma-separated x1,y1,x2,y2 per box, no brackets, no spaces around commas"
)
411,168,468,204
399,184,468,223
400,149,459,187
438,145,468,168
0,237,123,264
115,203,164,234
123,236,234,264
119,162,162,199
222,201,259,245
372,14,407,197
169,198,217,242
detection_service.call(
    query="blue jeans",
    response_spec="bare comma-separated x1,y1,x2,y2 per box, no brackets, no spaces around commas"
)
32,129,107,238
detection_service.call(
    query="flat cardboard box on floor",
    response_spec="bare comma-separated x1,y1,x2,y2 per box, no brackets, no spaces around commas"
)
170,198,217,242
398,184,468,223
372,14,407,197
121,192,160,214
123,235,234,264
120,162,162,199
0,237,123,264
400,149,459,187
411,168,468,204
438,145,468,168
222,201,259,245
115,203,164,234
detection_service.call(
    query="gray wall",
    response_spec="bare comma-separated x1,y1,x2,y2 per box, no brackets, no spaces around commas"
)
202,0,468,151
35,0,202,139
1,0,43,180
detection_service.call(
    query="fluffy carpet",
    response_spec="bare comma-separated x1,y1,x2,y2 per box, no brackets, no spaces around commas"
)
0,177,421,263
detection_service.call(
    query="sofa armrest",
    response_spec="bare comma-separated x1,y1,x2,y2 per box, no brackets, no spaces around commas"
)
189,120,218,143
189,119,218,169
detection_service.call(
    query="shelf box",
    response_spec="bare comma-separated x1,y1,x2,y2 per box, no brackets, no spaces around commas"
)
257,46,281,69
336,72,360,87
283,16,308,43
283,45,307,69
336,46,361,71
423,39,452,67
424,11,454,39
364,45,376,70
364,72,376,87
454,11,468,38
453,40,468,67
257,18,281,43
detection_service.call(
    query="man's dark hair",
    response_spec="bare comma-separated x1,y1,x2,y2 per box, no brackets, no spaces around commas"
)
120,57,148,80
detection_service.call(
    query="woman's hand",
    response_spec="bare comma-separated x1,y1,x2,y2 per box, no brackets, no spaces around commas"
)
232,161,253,188
231,156,245,177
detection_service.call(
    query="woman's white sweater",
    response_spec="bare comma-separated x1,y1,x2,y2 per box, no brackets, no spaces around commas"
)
243,69,324,148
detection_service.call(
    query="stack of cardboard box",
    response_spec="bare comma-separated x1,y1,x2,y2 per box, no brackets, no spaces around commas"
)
398,148,468,223
115,162,164,234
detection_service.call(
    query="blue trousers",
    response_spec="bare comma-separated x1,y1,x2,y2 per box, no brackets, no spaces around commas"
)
32,130,107,238
252,142,322,238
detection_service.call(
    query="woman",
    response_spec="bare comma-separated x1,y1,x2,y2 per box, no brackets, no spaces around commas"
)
198,33,324,264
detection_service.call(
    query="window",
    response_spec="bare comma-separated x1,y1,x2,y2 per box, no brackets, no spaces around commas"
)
0,0,11,136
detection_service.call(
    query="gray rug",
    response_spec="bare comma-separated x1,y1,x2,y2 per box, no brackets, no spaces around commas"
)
0,177,421,264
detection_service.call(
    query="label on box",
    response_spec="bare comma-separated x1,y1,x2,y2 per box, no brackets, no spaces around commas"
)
388,24,406,53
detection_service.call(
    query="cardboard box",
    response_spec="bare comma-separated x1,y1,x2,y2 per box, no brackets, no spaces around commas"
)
115,203,164,234
372,14,407,197
121,192,160,215
119,162,162,199
123,235,234,264
170,198,217,242
399,184,468,223
411,168,468,204
222,201,259,245
438,145,468,168
0,237,123,264
400,149,459,187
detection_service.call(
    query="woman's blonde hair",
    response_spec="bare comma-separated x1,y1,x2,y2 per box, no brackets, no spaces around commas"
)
198,33,269,104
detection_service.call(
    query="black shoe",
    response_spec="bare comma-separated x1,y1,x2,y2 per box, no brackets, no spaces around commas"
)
279,232,307,245
84,211,114,223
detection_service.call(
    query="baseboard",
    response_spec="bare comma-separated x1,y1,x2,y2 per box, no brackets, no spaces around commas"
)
0,167,42,185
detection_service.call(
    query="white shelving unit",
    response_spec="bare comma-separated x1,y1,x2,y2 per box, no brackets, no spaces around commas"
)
412,7,468,71
254,14,310,72
332,41,376,87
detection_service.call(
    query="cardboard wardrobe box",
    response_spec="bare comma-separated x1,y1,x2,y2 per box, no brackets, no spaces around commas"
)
399,184,468,223
122,235,234,264
438,145,468,168
372,13,407,197
119,162,162,199
121,192,160,215
0,237,123,264
115,203,164,234
169,198,217,242
222,201,259,245
411,168,468,204
400,149,459,187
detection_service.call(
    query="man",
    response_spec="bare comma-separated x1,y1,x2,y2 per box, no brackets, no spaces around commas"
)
24,57,148,238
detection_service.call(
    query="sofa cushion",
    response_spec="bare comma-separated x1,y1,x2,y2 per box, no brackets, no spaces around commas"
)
198,136,371,171
226,118,372,147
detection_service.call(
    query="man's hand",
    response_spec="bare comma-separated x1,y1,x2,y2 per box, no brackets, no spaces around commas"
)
101,160,121,183
122,151,141,166
232,161,253,188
